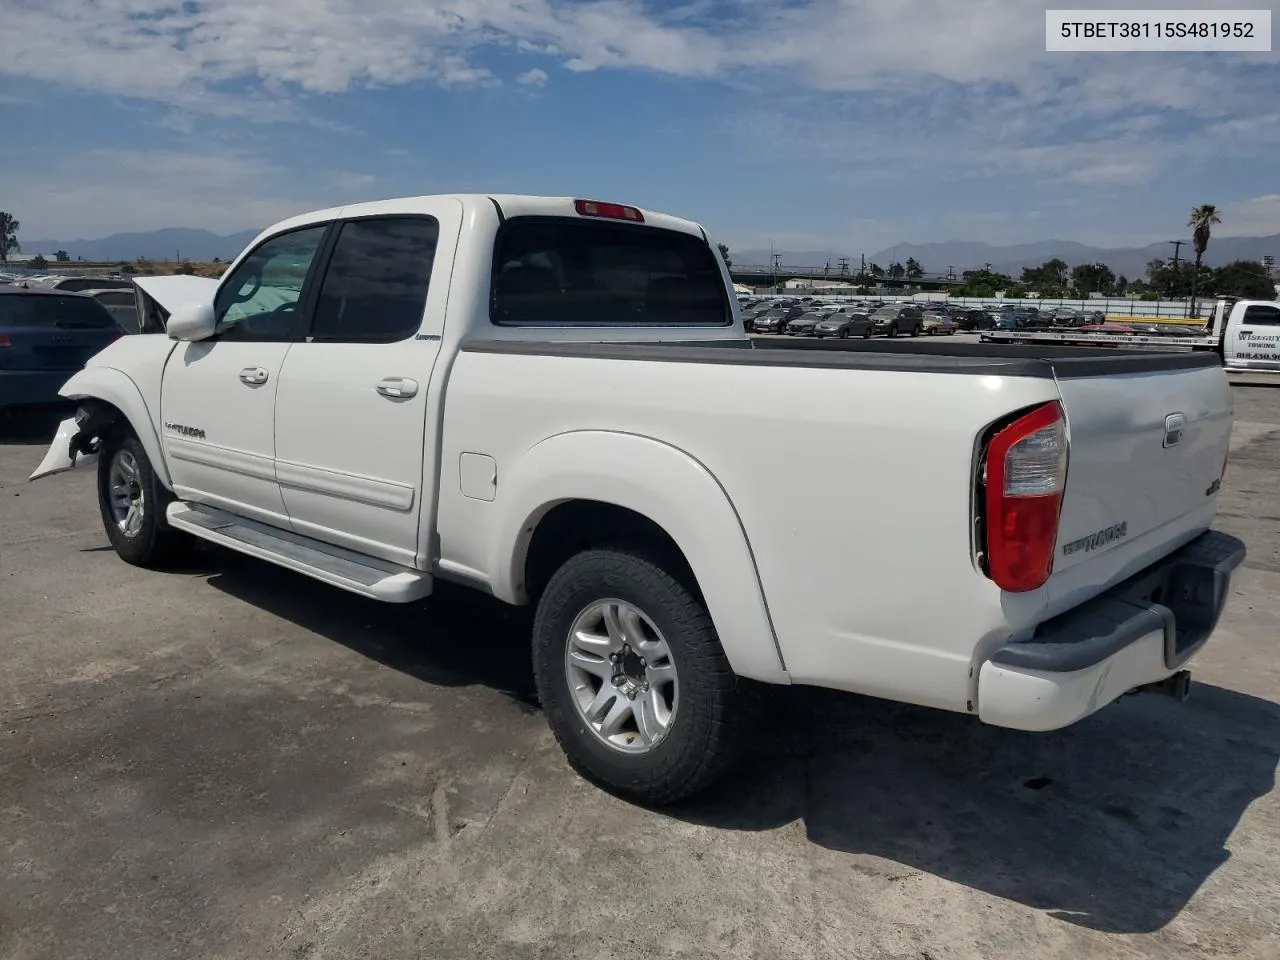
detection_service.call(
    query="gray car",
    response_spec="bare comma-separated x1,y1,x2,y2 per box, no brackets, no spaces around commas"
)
814,312,873,339
869,304,924,337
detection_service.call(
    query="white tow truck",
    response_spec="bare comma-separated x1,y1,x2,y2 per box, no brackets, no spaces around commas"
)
29,195,1245,803
980,297,1280,375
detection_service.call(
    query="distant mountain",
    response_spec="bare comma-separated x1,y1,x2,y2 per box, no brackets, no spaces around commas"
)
23,228,260,263
735,234,1280,279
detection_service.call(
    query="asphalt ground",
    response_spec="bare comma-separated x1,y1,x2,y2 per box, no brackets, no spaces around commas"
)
2,385,1277,960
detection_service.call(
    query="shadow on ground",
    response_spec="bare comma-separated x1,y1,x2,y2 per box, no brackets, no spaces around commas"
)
203,550,1278,936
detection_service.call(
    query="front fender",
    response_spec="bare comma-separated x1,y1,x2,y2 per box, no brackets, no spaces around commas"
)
43,366,170,489
490,430,788,684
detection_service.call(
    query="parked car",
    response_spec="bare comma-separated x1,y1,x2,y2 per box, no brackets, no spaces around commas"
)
81,288,141,334
954,309,993,331
36,276,135,293
0,287,124,408
30,193,1244,806
813,312,873,338
752,306,804,334
921,312,957,335
1048,308,1082,327
870,304,924,337
784,312,825,336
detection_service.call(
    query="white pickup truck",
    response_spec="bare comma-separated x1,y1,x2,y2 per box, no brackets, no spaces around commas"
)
31,195,1246,803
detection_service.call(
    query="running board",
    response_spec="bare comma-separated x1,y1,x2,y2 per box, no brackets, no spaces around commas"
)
166,502,431,603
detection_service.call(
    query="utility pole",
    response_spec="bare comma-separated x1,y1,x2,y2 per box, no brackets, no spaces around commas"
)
1168,240,1185,303
947,264,955,281
1263,254,1275,276
838,257,850,277
771,252,782,291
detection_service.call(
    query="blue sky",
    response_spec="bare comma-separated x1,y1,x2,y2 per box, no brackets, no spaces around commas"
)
2,0,1278,256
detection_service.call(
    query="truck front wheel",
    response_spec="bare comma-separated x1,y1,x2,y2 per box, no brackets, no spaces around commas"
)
96,429,190,568
532,548,744,805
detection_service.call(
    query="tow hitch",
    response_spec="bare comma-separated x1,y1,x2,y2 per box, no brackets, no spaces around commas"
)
1136,670,1192,702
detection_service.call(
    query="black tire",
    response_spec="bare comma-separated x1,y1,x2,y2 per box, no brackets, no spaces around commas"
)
862,325,873,339
886,325,897,338
910,324,921,337
838,328,848,339
532,548,746,805
96,428,190,568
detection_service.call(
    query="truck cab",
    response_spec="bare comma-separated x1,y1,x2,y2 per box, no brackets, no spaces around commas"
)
1207,298,1280,371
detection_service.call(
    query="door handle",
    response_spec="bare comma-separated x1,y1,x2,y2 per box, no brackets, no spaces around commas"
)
239,367,269,385
376,377,419,399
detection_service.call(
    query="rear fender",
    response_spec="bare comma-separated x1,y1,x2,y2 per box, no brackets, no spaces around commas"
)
27,367,170,489
490,430,788,684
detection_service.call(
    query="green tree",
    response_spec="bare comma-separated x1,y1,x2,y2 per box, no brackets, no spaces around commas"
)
953,268,1014,298
1115,274,1129,296
1188,204,1220,316
904,257,923,279
0,211,19,263
1070,262,1116,297
1214,260,1275,299
866,262,885,278
54,249,70,262
176,262,195,275
888,261,905,280
1021,258,1069,294
31,254,48,269
717,243,732,269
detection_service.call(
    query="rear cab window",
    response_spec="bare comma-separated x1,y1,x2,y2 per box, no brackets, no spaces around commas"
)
490,217,730,326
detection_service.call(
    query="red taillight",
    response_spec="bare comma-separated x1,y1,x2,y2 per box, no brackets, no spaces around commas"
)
984,401,1068,592
0,334,11,347
574,199,645,223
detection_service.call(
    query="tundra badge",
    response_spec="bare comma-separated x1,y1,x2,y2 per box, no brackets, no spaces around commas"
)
164,422,206,440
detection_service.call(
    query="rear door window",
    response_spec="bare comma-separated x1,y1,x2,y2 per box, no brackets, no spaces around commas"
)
310,216,439,343
491,217,729,325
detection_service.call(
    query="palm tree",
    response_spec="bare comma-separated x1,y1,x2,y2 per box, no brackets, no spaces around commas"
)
1188,204,1220,317
0,212,19,263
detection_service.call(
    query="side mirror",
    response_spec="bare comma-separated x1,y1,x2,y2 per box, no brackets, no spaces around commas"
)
167,302,217,341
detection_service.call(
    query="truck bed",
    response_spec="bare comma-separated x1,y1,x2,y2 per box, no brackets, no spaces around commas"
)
464,334,1221,378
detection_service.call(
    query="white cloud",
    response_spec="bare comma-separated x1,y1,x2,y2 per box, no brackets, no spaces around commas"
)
1218,195,1280,238
2,0,1274,246
1,0,1264,122
9,149,322,238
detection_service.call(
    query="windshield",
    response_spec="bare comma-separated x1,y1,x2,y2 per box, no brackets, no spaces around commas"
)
0,294,118,328
871,307,897,318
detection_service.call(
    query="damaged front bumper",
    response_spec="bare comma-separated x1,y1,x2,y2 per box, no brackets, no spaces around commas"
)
29,409,107,481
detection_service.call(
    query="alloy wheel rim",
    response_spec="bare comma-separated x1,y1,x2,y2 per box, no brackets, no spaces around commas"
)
108,450,145,537
564,599,679,754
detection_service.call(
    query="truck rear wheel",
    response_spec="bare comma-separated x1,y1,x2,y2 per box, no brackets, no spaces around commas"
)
96,429,190,568
532,548,744,805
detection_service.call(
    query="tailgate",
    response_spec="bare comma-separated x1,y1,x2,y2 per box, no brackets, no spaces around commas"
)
1052,359,1232,579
